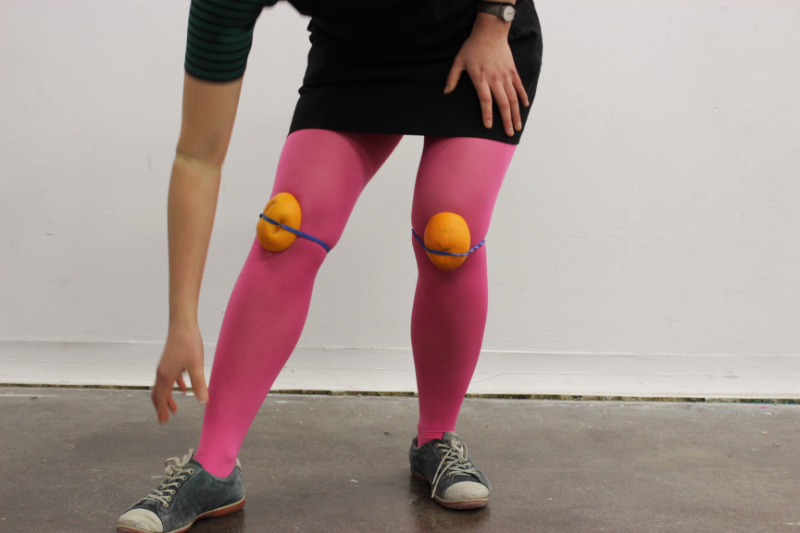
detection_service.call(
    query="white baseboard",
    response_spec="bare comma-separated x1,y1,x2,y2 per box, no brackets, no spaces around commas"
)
1,340,798,399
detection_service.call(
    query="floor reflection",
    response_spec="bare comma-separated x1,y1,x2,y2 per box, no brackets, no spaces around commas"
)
407,473,491,532
190,507,247,533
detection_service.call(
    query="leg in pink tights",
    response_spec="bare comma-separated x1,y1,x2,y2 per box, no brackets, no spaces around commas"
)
410,136,517,447
195,129,402,477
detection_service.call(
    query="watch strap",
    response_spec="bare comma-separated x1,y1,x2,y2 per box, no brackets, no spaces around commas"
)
476,1,516,22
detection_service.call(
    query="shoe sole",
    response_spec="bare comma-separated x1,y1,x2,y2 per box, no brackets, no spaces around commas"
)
410,468,488,510
116,497,246,533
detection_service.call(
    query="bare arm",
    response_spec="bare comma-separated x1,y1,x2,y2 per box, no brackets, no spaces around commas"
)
153,72,243,423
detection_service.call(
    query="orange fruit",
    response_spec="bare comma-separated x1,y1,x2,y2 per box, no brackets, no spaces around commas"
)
423,212,471,270
256,192,302,252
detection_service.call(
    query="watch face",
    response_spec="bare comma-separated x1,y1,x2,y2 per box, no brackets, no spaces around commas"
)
502,6,515,22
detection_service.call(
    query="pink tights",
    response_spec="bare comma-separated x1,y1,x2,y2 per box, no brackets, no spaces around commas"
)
194,129,516,478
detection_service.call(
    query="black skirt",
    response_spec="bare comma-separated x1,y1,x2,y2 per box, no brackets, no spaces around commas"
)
287,0,543,145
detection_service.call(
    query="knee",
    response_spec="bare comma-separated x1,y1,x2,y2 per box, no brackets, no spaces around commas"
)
412,212,485,271
256,192,333,254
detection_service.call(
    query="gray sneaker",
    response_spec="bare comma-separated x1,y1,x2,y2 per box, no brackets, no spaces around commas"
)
408,431,491,510
116,449,245,533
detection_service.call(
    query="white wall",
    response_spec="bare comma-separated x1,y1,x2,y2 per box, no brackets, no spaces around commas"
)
1,0,798,397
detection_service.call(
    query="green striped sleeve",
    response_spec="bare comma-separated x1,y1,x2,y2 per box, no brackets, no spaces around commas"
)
184,0,279,82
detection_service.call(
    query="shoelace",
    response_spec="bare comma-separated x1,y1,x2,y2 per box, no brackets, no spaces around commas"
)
142,449,196,508
430,438,480,498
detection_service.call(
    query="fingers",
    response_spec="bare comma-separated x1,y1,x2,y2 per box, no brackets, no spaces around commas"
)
444,57,465,94
152,367,202,424
469,68,526,137
512,71,530,108
168,395,178,416
470,74,495,130
496,75,518,136
177,373,187,393
488,75,516,137
187,363,209,405
152,370,175,424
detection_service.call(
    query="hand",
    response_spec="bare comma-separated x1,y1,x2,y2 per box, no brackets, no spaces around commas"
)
151,322,209,423
444,15,529,137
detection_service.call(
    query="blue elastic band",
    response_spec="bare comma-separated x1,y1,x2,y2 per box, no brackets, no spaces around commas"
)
411,228,485,257
260,214,331,253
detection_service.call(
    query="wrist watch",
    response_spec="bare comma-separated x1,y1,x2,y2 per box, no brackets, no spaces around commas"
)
476,1,516,22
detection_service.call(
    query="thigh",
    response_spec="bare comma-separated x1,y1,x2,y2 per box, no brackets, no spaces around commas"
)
270,129,402,248
411,136,517,243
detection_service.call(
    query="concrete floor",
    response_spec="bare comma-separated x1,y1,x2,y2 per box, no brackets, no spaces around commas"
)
1,387,799,533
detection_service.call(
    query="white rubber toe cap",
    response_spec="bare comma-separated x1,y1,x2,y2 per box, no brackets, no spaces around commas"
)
443,481,490,501
117,509,163,533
